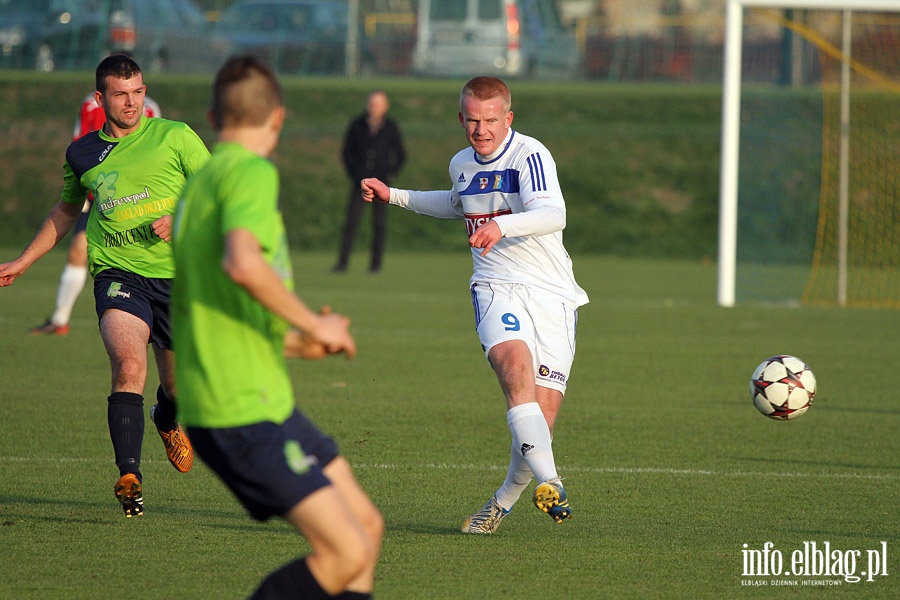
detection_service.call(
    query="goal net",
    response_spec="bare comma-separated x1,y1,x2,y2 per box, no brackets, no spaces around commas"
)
718,0,900,307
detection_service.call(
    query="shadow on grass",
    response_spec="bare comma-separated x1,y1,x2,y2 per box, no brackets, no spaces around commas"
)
385,520,463,536
0,494,292,533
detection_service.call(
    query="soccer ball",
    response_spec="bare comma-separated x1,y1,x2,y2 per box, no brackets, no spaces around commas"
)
750,355,817,420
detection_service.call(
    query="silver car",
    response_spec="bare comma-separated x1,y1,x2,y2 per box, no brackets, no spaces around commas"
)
412,0,581,79
37,0,220,73
0,0,51,68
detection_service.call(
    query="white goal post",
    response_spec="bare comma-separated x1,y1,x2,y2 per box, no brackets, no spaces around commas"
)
717,0,900,306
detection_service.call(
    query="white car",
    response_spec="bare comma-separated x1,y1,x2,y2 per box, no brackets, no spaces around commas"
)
412,0,581,79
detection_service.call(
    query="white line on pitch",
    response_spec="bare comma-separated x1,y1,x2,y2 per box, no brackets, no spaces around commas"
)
356,463,900,481
1,456,896,481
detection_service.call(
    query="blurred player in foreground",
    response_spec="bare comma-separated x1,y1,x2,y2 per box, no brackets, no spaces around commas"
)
0,55,207,516
362,75,588,533
172,55,382,599
30,91,161,336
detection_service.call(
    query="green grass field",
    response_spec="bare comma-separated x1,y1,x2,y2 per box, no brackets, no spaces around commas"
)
0,72,723,259
1,249,898,599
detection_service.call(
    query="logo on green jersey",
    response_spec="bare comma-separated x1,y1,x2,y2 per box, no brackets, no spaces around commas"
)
284,440,316,475
92,171,118,203
106,282,131,299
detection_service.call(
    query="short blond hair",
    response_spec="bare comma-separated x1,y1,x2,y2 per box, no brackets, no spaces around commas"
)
460,76,511,112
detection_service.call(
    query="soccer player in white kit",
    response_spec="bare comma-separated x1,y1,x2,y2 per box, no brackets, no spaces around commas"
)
361,76,588,533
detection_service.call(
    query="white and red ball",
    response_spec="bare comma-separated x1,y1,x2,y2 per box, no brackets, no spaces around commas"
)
750,355,816,420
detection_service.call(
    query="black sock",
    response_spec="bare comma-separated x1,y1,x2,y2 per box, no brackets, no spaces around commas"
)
333,592,371,599
153,385,178,430
107,392,144,480
249,557,329,600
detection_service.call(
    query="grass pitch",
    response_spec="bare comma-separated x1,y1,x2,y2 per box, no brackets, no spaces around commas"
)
0,249,898,599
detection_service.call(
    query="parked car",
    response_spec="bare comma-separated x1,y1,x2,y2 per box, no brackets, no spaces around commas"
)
412,0,581,79
211,0,372,76
36,0,220,73
0,0,51,69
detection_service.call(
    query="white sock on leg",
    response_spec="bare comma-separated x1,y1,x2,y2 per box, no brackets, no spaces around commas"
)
51,265,88,326
494,439,534,510
506,402,559,486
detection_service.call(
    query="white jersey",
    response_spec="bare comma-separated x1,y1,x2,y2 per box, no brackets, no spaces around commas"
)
390,129,588,308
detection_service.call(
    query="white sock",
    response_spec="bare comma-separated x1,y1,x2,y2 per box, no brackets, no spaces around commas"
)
51,265,88,326
506,402,559,488
494,439,533,510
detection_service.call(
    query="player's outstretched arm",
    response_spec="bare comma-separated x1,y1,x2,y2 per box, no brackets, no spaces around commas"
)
361,177,390,203
224,228,357,359
0,201,82,287
284,306,337,359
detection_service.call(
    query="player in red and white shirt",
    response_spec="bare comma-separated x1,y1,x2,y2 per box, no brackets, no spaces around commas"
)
362,76,588,533
29,92,161,336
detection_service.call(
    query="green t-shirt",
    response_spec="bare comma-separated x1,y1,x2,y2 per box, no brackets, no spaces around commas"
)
172,142,295,428
61,116,210,278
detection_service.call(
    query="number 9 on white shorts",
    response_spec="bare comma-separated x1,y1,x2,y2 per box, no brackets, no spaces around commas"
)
470,281,578,394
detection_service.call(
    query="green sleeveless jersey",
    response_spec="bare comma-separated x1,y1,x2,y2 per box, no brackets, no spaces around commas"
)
172,142,295,428
61,116,210,278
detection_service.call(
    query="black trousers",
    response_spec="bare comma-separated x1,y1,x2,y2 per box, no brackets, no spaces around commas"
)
336,187,387,271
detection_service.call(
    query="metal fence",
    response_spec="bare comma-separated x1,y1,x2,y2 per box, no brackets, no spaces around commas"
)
6,1,894,84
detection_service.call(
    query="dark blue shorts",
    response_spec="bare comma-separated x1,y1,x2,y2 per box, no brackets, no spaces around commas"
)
187,409,339,521
93,268,173,350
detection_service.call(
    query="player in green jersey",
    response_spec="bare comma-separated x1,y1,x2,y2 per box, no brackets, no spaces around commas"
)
172,55,382,600
0,55,209,517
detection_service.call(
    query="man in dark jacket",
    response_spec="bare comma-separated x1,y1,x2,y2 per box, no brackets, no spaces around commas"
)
333,90,405,273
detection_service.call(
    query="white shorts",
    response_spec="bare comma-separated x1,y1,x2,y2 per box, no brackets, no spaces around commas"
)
470,281,579,394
